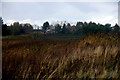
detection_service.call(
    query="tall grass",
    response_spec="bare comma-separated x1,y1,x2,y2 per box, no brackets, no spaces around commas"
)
2,34,120,79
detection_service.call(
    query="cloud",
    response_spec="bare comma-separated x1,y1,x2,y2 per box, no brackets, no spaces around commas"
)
86,16,117,26
6,19,44,29
6,19,32,25
3,2,118,27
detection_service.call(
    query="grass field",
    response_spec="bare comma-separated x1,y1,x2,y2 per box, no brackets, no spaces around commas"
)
2,34,120,79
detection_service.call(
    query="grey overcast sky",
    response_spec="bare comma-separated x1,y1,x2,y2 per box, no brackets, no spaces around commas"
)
1,2,118,26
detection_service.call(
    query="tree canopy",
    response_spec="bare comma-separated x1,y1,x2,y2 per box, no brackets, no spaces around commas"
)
1,16,120,36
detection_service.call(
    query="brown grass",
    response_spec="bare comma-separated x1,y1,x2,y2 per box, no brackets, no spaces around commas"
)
2,34,120,79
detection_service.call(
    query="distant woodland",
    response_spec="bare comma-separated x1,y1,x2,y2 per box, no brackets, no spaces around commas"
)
0,17,120,36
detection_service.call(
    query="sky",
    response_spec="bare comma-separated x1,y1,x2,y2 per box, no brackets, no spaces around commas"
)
1,0,120,2
1,1,119,28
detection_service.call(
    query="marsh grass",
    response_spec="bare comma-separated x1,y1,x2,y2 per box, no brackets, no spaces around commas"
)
2,34,120,79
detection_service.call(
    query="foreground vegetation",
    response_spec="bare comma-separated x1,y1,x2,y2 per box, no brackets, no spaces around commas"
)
2,34,120,79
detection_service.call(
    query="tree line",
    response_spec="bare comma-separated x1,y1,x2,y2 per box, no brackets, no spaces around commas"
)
0,17,120,36
0,17,33,36
42,21,120,35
